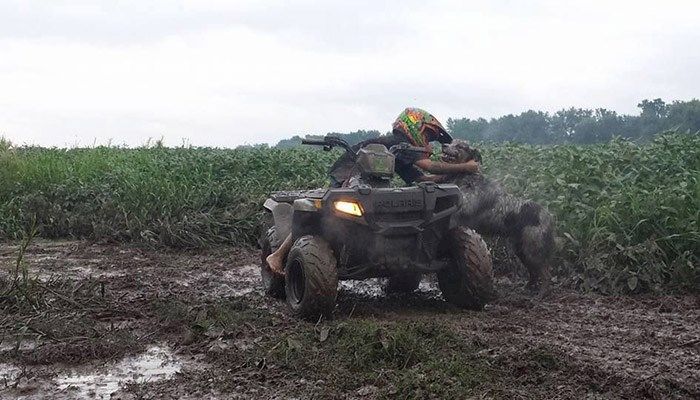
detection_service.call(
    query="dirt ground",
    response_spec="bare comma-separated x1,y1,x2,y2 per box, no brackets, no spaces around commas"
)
0,240,698,399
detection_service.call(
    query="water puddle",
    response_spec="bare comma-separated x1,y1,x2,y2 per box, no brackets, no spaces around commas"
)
0,339,38,352
0,363,22,385
339,277,441,297
418,279,441,296
63,264,125,278
221,264,260,296
340,278,385,298
231,286,256,296
0,258,124,281
54,345,182,398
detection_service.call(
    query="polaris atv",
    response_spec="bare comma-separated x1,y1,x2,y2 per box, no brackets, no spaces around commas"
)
259,136,494,320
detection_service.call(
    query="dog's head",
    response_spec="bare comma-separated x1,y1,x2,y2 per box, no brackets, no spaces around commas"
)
441,139,482,164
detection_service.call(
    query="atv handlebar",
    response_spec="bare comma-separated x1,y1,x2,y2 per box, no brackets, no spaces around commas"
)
389,143,431,156
301,136,357,160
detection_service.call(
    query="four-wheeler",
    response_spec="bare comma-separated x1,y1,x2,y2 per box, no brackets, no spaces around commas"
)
259,136,494,320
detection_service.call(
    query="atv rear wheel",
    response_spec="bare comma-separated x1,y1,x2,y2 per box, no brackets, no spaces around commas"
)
285,236,338,320
438,227,495,310
383,273,422,294
260,226,285,299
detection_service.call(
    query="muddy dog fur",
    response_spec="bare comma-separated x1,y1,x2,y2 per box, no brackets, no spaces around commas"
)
441,140,555,292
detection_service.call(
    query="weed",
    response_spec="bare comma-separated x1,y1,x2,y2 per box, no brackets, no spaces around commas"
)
330,320,451,370
1,218,41,310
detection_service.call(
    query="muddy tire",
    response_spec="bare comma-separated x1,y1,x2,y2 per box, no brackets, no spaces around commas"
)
383,273,422,294
438,227,495,310
259,226,285,299
285,236,338,321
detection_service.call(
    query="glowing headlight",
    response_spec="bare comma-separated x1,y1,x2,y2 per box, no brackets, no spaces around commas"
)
334,200,363,217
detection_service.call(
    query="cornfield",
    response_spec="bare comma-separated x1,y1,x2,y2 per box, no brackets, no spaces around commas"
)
0,133,697,293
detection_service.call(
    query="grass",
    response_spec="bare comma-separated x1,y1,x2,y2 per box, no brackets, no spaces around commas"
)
147,297,579,399
150,296,497,398
0,133,698,293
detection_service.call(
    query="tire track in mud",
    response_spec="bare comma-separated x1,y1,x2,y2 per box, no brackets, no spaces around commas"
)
1,240,698,399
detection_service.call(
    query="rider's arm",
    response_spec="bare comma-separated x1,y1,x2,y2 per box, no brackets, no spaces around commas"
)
414,158,480,174
398,165,450,184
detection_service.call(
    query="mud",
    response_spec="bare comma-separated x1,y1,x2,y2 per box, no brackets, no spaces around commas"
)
1,240,698,399
54,345,184,398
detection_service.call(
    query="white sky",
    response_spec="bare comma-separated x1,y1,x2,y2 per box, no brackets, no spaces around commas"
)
1,0,698,147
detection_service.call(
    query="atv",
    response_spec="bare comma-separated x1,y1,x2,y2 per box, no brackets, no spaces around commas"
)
259,136,494,320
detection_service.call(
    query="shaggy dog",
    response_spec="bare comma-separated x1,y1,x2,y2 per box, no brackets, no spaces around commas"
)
441,140,555,292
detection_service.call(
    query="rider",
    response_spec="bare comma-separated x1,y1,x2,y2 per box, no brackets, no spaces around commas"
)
266,107,481,275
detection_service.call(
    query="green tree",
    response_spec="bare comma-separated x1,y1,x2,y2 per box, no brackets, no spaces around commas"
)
549,108,593,142
665,99,700,133
446,117,489,142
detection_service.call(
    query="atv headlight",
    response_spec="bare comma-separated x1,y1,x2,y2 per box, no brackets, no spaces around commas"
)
334,200,363,217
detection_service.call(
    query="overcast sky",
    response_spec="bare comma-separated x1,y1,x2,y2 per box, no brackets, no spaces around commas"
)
1,0,698,147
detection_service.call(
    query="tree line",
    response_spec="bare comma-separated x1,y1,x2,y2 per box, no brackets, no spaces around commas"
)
274,99,699,147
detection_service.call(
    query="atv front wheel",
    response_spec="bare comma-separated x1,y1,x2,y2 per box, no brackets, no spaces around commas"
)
260,226,285,299
285,236,338,320
438,227,495,310
383,273,422,294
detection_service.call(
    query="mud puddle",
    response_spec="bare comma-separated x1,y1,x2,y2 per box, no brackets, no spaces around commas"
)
177,264,261,297
0,363,23,386
338,276,443,299
54,345,183,398
0,339,38,352
0,253,125,280
219,264,259,296
1,345,191,399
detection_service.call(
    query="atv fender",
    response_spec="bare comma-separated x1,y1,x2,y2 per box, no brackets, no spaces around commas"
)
263,199,293,244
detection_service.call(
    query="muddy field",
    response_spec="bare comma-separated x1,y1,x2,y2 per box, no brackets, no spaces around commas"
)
0,240,698,399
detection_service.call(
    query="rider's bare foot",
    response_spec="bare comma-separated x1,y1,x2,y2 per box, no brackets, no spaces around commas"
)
266,253,285,276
